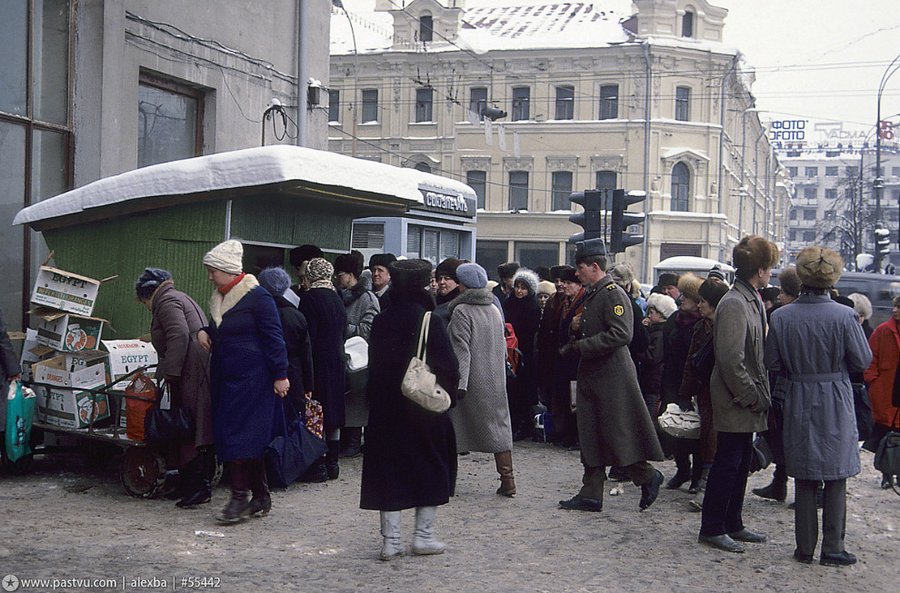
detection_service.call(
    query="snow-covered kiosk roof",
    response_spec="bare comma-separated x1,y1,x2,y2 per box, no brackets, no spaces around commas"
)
15,144,476,229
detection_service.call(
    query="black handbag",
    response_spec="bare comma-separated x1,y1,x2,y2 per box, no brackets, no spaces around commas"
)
851,382,874,442
143,381,195,445
265,398,327,488
748,433,773,473
874,411,900,495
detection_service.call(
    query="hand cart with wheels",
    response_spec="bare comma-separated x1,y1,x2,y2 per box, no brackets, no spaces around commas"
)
10,366,221,498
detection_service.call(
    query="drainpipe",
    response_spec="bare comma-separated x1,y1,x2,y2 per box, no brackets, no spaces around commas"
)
717,56,738,255
641,41,652,281
297,1,310,147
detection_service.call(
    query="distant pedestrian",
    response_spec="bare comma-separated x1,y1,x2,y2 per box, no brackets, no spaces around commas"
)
558,242,664,513
766,247,871,566
698,235,777,554
863,294,900,489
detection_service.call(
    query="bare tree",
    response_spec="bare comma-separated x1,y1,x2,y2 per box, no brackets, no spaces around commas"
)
815,173,875,270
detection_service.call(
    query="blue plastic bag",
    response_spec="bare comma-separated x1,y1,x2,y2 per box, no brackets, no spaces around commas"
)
5,381,37,463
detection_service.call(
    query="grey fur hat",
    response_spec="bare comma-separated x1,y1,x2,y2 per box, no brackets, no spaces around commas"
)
456,262,488,289
512,268,539,295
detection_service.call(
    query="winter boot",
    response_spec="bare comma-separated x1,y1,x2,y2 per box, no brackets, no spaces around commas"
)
688,460,705,494
248,459,272,518
299,460,328,483
688,468,709,512
494,451,516,497
379,511,405,561
176,452,212,509
666,453,691,490
752,464,787,501
325,440,341,480
216,461,251,524
340,427,363,458
411,506,446,556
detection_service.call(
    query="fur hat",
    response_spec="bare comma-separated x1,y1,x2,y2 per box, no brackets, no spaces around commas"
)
795,246,843,288
777,266,802,298
289,244,323,267
557,266,579,284
135,268,172,300
657,272,680,289
369,253,397,271
512,268,539,295
550,265,570,280
609,263,635,288
497,262,520,280
389,259,433,294
677,273,704,303
647,293,677,319
306,257,334,284
456,263,488,289
538,280,556,295
258,267,292,297
733,235,779,277
698,279,729,309
203,240,243,274
435,257,465,282
334,250,364,278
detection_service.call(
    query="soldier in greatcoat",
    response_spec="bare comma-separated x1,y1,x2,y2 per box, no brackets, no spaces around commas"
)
558,241,665,513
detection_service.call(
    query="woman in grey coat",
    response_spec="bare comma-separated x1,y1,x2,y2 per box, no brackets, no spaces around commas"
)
448,263,516,497
765,247,872,567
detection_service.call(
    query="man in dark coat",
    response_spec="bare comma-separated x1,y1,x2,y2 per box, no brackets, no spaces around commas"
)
492,261,520,303
535,265,570,407
0,306,22,429
558,243,665,513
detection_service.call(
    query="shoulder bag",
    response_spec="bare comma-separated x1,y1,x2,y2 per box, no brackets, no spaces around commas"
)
658,402,701,440
874,410,900,495
143,379,195,445
400,311,451,413
265,397,327,488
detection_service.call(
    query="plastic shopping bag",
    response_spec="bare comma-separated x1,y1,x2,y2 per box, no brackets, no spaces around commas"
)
5,381,37,463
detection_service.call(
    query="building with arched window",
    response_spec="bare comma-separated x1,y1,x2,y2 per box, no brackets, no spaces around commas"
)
329,0,786,278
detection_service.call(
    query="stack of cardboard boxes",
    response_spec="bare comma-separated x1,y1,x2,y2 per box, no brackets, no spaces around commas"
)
23,266,156,433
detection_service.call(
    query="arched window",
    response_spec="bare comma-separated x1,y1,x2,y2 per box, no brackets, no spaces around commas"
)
682,11,694,37
671,162,690,211
420,15,433,42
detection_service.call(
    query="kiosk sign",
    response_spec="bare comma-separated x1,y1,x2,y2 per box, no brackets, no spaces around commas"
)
418,189,475,218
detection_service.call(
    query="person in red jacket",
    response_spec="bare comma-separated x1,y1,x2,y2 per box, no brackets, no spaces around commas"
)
863,295,900,489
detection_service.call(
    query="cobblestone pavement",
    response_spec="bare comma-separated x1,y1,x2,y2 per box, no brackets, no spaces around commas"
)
0,441,896,593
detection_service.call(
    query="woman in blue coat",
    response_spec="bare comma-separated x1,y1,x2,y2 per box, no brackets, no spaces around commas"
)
765,247,872,567
197,240,290,524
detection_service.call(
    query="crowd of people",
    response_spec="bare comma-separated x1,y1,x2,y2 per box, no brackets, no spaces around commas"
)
3,234,897,566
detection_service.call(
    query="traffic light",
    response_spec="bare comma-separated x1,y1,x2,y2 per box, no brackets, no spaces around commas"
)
609,189,646,254
874,227,891,256
568,189,605,244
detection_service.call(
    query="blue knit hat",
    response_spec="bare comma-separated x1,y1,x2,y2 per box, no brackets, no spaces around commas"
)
135,268,172,300
258,267,292,297
456,263,488,289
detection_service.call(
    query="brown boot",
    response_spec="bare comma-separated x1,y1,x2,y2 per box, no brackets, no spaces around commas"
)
494,451,516,497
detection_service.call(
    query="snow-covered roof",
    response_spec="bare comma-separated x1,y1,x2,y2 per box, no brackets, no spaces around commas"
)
14,145,475,226
331,0,633,55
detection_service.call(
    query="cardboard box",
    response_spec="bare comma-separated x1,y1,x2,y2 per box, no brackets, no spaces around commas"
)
19,329,56,382
32,352,109,389
31,266,101,316
102,340,158,383
37,382,110,429
31,308,105,352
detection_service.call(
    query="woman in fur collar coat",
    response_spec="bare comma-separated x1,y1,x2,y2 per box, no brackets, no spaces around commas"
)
503,268,542,440
197,240,289,525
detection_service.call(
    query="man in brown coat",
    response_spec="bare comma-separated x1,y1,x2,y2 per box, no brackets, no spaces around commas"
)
698,235,778,553
558,242,665,513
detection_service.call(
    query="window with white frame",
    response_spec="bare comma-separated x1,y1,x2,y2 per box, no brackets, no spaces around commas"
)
551,171,573,211
825,166,838,176
419,15,433,42
469,87,487,118
682,11,694,37
415,88,433,122
599,84,618,120
675,87,691,121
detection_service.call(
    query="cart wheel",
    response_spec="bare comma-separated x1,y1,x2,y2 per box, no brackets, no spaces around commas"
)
120,446,167,498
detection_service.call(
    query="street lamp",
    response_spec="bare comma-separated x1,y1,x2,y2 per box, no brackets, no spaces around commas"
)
874,51,900,271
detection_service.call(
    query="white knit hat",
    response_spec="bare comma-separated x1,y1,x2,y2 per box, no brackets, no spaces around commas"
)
203,240,243,274
647,292,677,319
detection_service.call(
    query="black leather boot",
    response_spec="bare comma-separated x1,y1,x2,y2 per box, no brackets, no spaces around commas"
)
216,461,250,524
248,459,271,517
176,452,212,509
666,454,691,490
339,427,363,458
325,440,340,480
752,464,787,502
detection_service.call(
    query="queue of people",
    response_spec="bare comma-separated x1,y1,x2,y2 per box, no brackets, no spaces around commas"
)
87,233,893,565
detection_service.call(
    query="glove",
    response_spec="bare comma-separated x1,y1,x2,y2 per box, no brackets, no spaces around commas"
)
676,399,694,412
456,388,467,401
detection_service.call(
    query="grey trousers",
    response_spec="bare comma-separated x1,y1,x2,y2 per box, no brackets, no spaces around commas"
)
795,479,846,556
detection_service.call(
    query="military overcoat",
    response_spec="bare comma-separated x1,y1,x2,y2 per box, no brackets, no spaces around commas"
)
571,275,664,467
